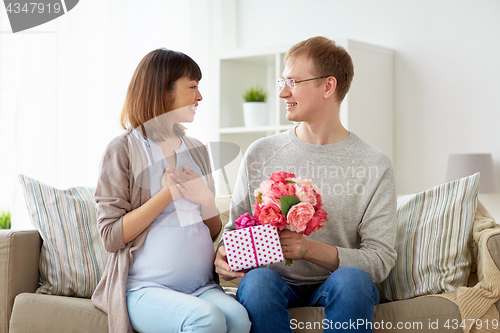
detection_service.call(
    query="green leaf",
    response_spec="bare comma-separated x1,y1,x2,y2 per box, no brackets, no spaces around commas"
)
0,210,11,229
242,85,267,102
258,192,262,204
280,196,300,217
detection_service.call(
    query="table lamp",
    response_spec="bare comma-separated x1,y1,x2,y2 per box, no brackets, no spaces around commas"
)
445,153,499,193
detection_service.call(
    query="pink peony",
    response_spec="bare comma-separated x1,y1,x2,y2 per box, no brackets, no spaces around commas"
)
293,176,312,187
235,213,261,229
270,171,296,183
286,202,315,233
252,172,327,234
255,180,274,199
271,182,296,198
296,184,317,206
303,209,327,236
313,190,323,210
258,204,286,230
261,194,281,211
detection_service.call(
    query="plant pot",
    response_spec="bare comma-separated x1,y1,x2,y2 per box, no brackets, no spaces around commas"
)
243,102,268,128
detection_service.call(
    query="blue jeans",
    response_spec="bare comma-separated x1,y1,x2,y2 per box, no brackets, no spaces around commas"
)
236,267,379,333
126,286,251,333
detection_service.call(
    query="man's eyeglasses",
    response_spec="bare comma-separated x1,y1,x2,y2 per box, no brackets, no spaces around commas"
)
277,76,330,89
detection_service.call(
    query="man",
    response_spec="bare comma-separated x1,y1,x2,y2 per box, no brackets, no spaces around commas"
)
215,36,397,333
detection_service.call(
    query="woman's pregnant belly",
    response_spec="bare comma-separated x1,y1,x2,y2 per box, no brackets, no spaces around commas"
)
128,218,214,294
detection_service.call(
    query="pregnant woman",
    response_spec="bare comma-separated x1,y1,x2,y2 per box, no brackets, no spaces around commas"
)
91,48,251,333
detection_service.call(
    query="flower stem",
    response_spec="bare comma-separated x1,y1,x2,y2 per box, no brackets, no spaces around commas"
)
285,258,294,266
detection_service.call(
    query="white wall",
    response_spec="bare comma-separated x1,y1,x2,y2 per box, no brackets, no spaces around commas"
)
231,0,500,220
0,0,214,229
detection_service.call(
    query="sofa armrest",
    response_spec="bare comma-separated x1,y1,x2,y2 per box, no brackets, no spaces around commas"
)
487,233,500,312
0,230,41,333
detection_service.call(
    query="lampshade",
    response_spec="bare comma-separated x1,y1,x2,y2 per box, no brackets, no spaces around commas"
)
446,153,499,193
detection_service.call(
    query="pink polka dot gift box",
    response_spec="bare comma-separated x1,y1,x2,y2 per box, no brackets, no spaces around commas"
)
223,224,284,271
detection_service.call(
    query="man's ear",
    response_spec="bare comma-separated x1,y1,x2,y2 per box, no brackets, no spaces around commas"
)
324,76,337,99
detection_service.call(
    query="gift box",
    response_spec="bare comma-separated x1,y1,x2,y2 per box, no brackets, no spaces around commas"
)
223,224,284,271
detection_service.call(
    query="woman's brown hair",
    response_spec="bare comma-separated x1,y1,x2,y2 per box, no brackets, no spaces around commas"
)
120,48,202,140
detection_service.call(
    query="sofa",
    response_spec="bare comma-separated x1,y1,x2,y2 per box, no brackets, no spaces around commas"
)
1,191,500,333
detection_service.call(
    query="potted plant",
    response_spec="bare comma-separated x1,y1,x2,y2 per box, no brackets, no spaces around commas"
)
242,85,268,128
0,210,11,229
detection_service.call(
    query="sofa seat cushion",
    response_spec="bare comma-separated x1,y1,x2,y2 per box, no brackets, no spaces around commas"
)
8,292,462,333
288,296,461,333
9,293,108,333
374,296,461,332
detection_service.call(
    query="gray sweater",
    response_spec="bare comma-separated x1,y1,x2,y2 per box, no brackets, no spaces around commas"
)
224,129,397,284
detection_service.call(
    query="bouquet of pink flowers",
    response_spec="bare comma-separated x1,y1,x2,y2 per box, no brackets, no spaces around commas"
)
235,171,328,265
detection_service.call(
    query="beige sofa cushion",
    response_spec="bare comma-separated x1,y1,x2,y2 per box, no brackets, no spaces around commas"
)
0,230,41,333
373,296,461,332
489,236,500,312
9,293,108,333
9,290,462,333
